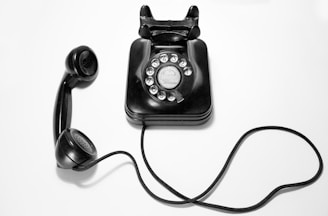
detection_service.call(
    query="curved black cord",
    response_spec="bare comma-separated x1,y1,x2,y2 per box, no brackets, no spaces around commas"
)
140,126,323,212
74,150,185,204
74,126,323,213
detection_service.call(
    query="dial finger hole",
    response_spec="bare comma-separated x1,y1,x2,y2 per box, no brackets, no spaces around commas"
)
157,91,166,100
183,67,193,76
145,77,154,86
159,54,168,63
149,85,158,95
178,58,187,67
146,67,155,76
170,54,178,63
167,94,176,102
151,59,160,68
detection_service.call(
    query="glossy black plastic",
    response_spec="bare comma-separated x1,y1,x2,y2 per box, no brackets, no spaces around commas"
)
53,46,98,169
56,128,97,169
139,5,200,43
53,46,98,142
125,6,212,126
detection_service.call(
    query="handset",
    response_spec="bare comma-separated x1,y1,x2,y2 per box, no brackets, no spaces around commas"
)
53,46,98,142
53,46,98,169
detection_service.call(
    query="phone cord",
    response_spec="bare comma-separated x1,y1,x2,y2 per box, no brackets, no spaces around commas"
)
74,125,323,213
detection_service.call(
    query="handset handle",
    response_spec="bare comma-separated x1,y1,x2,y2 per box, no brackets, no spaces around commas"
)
53,74,73,143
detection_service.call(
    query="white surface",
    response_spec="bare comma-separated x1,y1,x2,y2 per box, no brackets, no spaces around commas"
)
0,0,327,215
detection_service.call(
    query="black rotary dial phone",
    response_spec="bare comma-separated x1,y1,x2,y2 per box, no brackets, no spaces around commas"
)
53,5,323,214
125,5,212,125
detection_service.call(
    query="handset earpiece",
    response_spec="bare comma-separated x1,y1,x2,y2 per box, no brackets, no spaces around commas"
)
65,45,98,88
53,46,98,169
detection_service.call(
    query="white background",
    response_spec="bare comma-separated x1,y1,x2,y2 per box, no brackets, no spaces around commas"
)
0,0,327,215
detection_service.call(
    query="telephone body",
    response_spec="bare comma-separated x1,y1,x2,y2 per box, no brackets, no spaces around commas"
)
125,5,212,125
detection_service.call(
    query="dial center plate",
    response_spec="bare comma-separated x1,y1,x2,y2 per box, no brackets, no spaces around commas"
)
157,66,181,89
